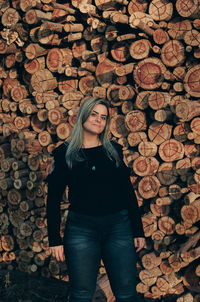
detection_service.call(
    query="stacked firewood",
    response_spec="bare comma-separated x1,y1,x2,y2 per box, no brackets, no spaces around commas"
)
1,0,200,300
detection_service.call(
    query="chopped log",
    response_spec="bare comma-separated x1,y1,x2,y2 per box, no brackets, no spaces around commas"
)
136,282,149,294
184,64,200,97
79,75,97,95
173,123,190,142
153,28,169,45
128,0,148,15
129,39,151,60
25,43,48,59
139,267,162,286
114,63,134,77
142,252,161,270
127,132,147,147
184,29,200,47
181,203,200,224
47,109,64,126
138,141,157,157
31,69,57,92
138,176,160,199
58,77,78,94
154,109,172,122
2,8,20,27
156,196,173,206
24,57,45,74
125,110,146,132
121,101,134,114
148,122,172,145
133,156,159,176
157,162,178,185
159,139,184,162
176,100,200,121
91,35,108,54
149,0,173,21
133,57,166,89
158,216,175,235
161,40,185,67
110,12,129,24
190,118,200,139
111,42,129,62
96,58,120,87
148,91,170,110
109,115,129,138
176,0,200,18
46,48,65,73
132,19,154,36
104,25,118,41
25,9,52,25
150,203,170,217
56,123,71,140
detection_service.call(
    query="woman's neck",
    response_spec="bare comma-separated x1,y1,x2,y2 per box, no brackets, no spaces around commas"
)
82,133,101,148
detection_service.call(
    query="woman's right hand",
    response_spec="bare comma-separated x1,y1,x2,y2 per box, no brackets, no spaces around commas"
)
49,245,65,262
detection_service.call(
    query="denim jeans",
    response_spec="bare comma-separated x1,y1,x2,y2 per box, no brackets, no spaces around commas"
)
63,209,139,302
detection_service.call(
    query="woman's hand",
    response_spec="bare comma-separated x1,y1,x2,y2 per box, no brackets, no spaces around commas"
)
134,237,145,252
50,245,65,262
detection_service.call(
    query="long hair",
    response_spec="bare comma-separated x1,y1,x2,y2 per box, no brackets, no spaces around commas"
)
65,97,121,168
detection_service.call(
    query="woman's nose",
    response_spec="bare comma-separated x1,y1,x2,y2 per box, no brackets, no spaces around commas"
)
96,115,101,122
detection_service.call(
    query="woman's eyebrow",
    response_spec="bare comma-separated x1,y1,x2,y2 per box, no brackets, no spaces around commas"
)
92,110,107,117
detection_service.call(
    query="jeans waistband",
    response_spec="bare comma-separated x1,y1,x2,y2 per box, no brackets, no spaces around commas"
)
68,208,128,218
67,209,129,225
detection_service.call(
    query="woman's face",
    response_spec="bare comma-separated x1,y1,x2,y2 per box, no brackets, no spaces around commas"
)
83,104,108,136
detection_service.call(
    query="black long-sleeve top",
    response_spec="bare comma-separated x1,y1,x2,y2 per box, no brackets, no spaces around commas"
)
46,141,144,246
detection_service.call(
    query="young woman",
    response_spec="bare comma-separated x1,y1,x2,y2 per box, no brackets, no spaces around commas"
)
46,97,145,302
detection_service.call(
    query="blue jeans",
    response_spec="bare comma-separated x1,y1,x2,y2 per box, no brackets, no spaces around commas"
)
63,209,139,302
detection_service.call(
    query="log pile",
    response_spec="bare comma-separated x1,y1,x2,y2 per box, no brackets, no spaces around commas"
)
1,0,200,301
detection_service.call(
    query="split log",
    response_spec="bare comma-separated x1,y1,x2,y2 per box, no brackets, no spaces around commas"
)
148,91,170,110
133,57,166,89
46,48,73,73
148,122,172,145
153,29,169,45
176,101,200,121
111,42,129,62
96,58,120,87
133,156,159,176
127,132,147,147
149,0,173,21
25,43,48,60
161,40,185,67
184,65,200,97
129,39,151,60
139,267,162,286
2,8,20,27
128,0,148,15
157,162,178,185
159,139,184,162
31,69,57,92
109,115,129,138
125,110,146,132
176,0,200,18
138,176,160,199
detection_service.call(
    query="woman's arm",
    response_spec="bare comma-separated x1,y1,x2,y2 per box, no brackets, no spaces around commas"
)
46,144,68,247
49,245,65,262
134,237,145,252
112,141,145,238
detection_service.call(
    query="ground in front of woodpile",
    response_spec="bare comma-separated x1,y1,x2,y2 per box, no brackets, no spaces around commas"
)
0,269,69,302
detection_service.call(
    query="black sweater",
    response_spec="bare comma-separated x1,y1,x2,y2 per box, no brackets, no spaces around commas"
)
46,141,144,246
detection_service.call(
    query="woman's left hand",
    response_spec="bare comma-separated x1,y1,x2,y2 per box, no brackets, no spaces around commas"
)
134,237,145,252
